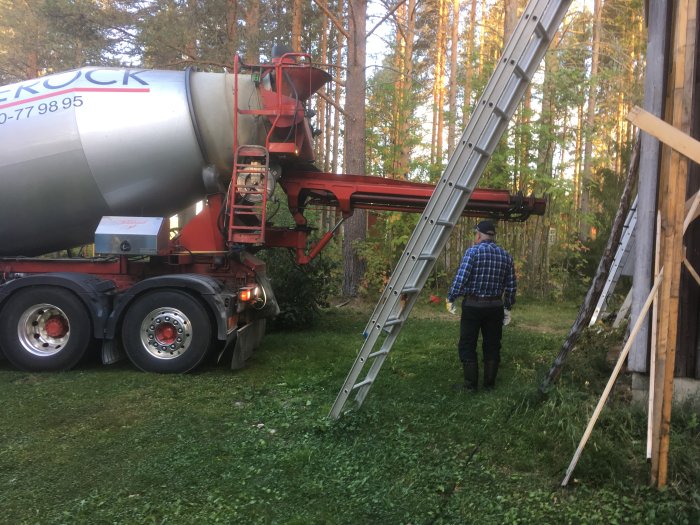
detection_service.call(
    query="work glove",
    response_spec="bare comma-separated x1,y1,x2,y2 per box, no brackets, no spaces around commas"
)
446,299,457,315
503,308,512,326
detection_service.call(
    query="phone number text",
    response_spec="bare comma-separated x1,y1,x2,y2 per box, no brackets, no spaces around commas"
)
0,95,84,125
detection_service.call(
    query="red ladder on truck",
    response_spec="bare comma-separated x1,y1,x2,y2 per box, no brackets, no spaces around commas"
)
228,145,270,245
329,0,573,419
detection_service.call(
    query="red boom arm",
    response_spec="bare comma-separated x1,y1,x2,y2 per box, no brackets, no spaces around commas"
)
263,170,546,264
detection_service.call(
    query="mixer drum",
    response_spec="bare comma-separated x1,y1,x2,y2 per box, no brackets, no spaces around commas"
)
0,67,265,256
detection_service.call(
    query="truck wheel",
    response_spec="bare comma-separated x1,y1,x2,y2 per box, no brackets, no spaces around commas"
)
121,289,212,373
0,287,92,371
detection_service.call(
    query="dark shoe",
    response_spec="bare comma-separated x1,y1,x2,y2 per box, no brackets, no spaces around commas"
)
483,360,499,390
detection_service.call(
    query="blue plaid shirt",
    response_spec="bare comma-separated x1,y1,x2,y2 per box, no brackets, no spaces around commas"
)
447,240,516,309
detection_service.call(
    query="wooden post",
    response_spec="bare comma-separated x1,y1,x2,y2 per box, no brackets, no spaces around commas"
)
650,0,696,488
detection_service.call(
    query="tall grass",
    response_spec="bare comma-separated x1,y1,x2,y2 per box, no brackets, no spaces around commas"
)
0,298,698,523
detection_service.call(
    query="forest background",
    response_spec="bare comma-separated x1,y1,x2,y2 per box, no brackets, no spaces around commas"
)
0,0,644,305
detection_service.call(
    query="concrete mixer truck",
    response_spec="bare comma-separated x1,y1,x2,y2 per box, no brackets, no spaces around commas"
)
0,50,545,374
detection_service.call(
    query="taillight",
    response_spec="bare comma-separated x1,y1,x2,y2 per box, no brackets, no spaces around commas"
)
238,286,257,302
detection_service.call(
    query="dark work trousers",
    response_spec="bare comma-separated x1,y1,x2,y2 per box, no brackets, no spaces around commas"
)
458,303,504,364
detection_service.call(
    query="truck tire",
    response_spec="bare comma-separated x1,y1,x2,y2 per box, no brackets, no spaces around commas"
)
0,287,92,371
121,289,212,373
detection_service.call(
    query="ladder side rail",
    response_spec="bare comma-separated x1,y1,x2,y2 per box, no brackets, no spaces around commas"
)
330,0,573,419
330,327,402,419
609,208,637,282
589,197,638,325
352,290,426,406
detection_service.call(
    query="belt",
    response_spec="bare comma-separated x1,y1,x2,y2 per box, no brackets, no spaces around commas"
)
465,295,501,301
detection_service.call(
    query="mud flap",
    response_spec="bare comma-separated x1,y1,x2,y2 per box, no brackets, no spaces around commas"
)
101,338,126,365
229,318,266,370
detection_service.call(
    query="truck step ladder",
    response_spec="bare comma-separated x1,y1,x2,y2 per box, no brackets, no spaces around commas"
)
228,145,269,245
329,0,573,419
589,195,638,325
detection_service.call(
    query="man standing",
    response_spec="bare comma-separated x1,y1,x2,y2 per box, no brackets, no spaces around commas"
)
446,220,516,391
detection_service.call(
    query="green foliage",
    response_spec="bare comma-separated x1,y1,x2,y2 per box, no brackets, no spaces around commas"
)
365,50,424,180
356,212,419,297
259,186,342,330
259,246,339,331
0,0,125,82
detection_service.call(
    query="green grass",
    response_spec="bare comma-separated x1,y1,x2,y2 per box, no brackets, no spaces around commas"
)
1,299,698,524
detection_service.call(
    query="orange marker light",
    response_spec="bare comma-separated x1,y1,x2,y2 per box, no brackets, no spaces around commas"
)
239,288,252,302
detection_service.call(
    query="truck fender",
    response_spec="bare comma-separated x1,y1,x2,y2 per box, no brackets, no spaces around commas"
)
0,273,115,340
105,274,234,341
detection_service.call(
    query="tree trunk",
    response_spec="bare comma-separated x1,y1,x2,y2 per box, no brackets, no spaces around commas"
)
431,0,448,165
462,0,477,123
317,14,329,230
292,0,304,52
185,0,198,62
245,1,260,63
226,0,238,68
447,0,460,153
579,0,602,241
342,0,368,297
394,0,416,180
503,0,518,41
332,3,343,175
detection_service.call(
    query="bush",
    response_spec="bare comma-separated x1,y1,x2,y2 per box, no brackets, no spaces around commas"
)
260,246,340,331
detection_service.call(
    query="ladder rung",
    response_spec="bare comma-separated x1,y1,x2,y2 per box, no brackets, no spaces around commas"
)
493,105,508,119
533,19,547,39
237,146,267,157
368,349,389,359
383,317,402,327
351,378,373,391
513,63,529,80
473,144,488,156
268,143,297,154
401,287,420,294
417,253,436,261
436,219,455,227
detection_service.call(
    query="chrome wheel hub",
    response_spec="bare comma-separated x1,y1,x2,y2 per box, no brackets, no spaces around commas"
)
17,303,70,356
140,307,192,360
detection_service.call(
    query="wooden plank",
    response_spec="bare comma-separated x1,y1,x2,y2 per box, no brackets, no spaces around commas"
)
627,106,700,166
683,258,700,286
684,190,700,230
647,213,662,460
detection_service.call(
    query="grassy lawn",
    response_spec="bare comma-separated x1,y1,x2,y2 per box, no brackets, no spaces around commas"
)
1,298,698,524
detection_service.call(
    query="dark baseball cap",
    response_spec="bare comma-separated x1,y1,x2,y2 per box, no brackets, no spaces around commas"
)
475,220,496,235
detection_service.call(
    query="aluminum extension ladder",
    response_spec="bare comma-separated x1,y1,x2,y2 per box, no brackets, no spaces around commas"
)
588,196,638,325
329,0,573,419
